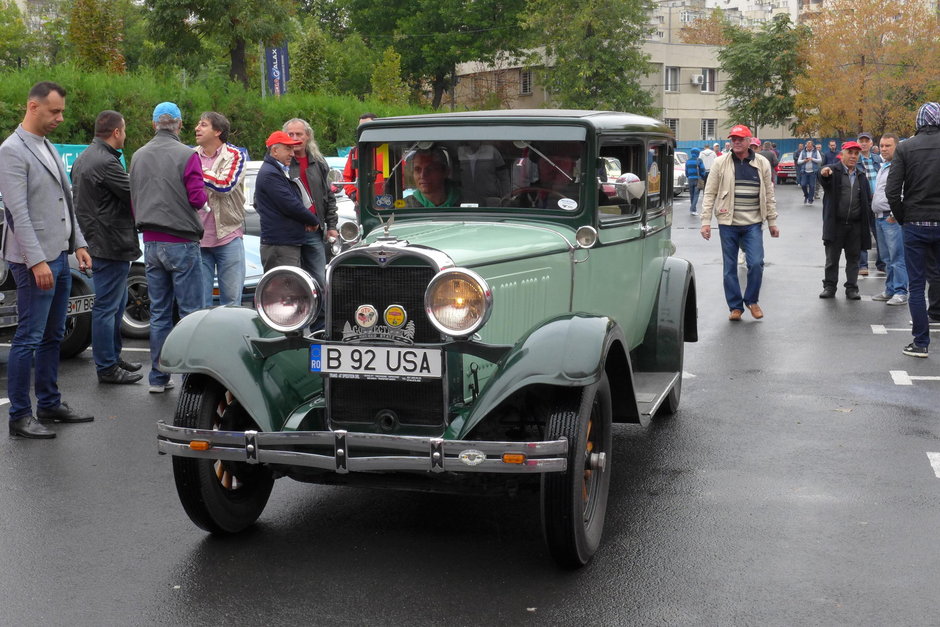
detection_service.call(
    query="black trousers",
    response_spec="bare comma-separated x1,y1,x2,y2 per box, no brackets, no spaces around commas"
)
823,221,862,290
928,247,940,319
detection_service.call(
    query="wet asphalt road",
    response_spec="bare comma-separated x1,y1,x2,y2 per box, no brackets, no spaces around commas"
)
1,183,939,626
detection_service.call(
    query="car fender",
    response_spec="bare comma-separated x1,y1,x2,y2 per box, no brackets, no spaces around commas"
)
158,307,321,431
634,256,697,374
452,314,628,439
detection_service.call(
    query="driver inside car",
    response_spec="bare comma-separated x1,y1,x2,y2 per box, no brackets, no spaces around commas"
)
510,150,579,209
404,148,460,208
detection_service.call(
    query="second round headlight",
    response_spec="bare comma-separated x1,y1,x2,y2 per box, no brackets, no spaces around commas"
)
424,269,492,337
255,266,320,333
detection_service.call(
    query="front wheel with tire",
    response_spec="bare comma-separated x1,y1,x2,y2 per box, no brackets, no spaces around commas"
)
172,377,274,534
541,373,613,568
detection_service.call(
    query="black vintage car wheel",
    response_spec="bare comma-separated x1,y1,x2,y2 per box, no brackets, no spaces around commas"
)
172,377,274,534
541,373,612,569
122,265,150,339
59,276,92,359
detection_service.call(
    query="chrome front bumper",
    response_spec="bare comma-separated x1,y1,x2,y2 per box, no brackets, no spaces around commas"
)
156,422,568,474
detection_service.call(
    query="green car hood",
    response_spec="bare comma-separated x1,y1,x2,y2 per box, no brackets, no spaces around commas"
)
362,221,574,267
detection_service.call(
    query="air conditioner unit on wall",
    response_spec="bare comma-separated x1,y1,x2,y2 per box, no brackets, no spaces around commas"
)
691,74,705,85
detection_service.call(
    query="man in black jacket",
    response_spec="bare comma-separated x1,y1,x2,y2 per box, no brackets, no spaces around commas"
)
818,141,872,300
886,102,940,357
255,130,321,272
71,110,143,384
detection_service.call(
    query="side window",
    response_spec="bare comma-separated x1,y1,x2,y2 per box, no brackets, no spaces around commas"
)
598,143,645,221
647,143,666,210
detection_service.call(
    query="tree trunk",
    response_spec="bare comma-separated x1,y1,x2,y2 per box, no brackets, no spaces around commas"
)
230,38,249,89
431,71,448,109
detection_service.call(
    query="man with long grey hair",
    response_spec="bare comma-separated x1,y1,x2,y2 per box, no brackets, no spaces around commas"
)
283,118,338,329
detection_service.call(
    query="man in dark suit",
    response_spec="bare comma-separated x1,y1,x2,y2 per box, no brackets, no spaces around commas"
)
0,81,94,438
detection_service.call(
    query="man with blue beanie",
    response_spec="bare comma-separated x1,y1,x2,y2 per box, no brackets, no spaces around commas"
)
886,102,940,358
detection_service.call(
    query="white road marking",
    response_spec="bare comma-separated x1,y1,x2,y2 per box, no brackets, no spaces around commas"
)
682,371,696,379
0,344,148,353
0,398,7,407
891,370,940,386
928,452,940,479
872,326,938,334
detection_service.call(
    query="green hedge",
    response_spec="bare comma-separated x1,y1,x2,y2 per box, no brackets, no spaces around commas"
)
0,66,429,160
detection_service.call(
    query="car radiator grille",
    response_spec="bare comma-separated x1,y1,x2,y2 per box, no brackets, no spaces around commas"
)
327,263,445,430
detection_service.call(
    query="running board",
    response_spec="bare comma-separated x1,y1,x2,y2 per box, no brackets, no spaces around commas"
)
632,371,681,427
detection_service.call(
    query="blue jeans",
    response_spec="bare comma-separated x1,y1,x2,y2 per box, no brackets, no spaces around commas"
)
874,218,908,296
688,181,700,212
902,224,940,348
719,223,764,311
301,232,327,331
7,252,70,420
801,171,816,201
201,237,245,307
90,258,130,374
145,241,204,385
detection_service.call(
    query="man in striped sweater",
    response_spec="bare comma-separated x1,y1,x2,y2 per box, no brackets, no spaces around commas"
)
699,124,779,321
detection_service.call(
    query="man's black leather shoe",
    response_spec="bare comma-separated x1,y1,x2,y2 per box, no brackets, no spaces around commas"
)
846,288,861,300
9,416,56,439
36,402,94,423
819,288,836,299
98,367,143,384
118,359,143,372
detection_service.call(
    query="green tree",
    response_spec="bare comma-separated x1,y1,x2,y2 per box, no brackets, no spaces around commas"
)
68,0,126,72
346,0,527,108
323,32,379,98
0,0,34,69
680,7,735,46
292,22,330,93
523,0,655,113
718,14,807,136
146,0,295,88
371,46,407,104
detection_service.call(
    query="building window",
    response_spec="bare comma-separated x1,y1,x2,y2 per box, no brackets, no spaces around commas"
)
701,119,717,140
665,118,679,135
701,68,717,92
656,30,665,39
680,10,695,23
664,67,680,92
520,69,533,95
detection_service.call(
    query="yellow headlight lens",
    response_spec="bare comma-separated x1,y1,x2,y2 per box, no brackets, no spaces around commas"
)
425,270,491,336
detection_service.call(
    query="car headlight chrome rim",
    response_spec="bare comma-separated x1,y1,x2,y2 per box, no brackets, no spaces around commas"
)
339,220,361,244
424,268,492,337
255,266,319,333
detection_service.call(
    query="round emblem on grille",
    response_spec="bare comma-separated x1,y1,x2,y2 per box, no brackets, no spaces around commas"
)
355,304,378,328
458,449,486,466
384,305,407,328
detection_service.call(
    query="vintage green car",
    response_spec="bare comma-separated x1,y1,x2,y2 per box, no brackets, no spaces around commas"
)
156,110,698,568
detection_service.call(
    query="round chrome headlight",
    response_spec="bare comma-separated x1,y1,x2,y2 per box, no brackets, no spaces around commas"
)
255,266,319,333
339,220,361,244
425,269,492,337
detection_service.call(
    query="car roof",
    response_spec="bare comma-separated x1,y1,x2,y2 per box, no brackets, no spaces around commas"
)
370,109,671,135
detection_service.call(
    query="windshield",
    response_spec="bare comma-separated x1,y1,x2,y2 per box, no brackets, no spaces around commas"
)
358,138,587,213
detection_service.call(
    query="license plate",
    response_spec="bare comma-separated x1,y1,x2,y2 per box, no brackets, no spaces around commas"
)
311,345,442,379
67,295,94,315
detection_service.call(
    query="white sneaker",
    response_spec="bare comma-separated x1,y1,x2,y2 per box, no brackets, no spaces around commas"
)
148,380,177,394
871,292,891,301
886,294,908,306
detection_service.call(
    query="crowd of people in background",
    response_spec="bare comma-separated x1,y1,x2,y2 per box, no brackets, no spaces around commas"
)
0,80,362,439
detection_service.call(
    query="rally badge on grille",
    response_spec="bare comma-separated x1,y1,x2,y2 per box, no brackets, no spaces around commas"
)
355,305,378,328
384,305,407,328
458,449,486,466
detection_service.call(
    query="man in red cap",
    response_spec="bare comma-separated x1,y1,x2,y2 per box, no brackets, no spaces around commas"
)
818,141,873,300
700,124,779,321
254,130,321,272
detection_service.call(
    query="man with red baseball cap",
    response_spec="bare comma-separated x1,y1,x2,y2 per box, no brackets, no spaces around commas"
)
700,123,779,321
254,130,321,272
818,141,873,300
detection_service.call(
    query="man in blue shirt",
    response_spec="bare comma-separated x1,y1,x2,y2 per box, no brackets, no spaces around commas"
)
869,133,908,306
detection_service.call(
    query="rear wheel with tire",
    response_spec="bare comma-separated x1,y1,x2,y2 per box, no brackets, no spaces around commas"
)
172,376,274,534
122,265,150,339
541,373,613,568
